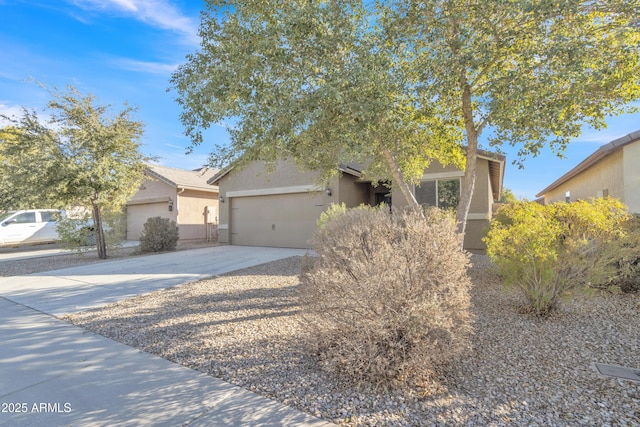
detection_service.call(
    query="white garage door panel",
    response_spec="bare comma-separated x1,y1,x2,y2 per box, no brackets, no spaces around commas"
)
126,203,167,240
230,192,324,248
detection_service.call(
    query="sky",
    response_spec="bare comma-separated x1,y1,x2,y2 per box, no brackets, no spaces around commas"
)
1,0,638,200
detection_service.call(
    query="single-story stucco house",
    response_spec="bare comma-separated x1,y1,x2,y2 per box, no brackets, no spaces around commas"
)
126,165,219,241
536,129,640,213
209,153,505,250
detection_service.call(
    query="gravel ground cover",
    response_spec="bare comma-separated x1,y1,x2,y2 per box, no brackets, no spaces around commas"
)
61,255,640,426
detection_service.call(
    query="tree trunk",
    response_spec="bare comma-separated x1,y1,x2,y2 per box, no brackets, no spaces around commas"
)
456,79,479,237
457,140,477,235
381,147,421,211
91,201,107,259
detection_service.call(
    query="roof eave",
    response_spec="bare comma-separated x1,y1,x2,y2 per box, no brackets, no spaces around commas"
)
176,184,219,193
208,166,234,185
338,163,364,178
535,129,640,198
486,157,506,201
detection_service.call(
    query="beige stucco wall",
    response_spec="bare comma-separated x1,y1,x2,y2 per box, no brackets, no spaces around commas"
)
176,189,219,240
623,142,640,213
221,160,321,193
464,219,491,251
127,174,218,241
129,176,178,206
466,159,491,216
336,174,371,207
126,178,177,240
543,150,625,205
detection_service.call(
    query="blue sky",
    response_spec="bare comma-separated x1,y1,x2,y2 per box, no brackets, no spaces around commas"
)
1,1,638,200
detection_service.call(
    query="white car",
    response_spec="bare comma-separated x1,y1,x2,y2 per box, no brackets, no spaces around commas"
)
0,209,61,246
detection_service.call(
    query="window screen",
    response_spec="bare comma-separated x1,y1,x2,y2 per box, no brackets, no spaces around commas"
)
438,179,461,210
415,180,437,207
415,178,460,209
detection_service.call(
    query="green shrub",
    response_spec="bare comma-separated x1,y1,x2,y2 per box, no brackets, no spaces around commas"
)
316,202,347,230
300,206,472,387
592,216,640,294
55,215,97,248
553,198,630,241
615,216,640,293
484,198,638,316
139,217,179,253
103,210,127,247
55,210,125,251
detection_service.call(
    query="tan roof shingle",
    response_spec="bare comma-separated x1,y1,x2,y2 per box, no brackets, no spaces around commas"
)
147,165,219,192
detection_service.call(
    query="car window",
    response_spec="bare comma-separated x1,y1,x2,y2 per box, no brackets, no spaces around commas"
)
13,212,36,223
0,211,16,222
40,211,56,222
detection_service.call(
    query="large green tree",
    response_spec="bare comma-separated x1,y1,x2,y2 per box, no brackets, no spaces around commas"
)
171,0,464,206
0,85,149,258
386,0,640,233
171,0,639,233
0,126,52,211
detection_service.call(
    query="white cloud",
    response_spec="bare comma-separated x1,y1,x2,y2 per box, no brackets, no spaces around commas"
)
574,131,625,144
110,0,138,12
113,58,179,74
153,150,210,170
67,0,199,45
0,103,25,124
164,143,184,149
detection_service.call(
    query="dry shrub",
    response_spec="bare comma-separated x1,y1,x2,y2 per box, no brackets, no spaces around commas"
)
139,216,179,253
299,206,473,387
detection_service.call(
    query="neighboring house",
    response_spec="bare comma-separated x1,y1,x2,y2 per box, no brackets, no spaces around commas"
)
536,130,640,213
126,165,219,241
210,153,505,250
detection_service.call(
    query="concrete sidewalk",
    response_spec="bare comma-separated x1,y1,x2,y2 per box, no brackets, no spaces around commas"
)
0,246,331,426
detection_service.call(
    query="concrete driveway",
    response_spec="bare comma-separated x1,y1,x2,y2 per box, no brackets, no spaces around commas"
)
0,243,70,262
0,240,140,262
0,245,307,316
0,245,330,427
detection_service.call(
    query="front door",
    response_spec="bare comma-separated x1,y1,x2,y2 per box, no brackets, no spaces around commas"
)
375,192,392,208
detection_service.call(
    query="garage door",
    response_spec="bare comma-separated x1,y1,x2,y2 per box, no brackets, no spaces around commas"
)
126,203,168,240
230,192,325,248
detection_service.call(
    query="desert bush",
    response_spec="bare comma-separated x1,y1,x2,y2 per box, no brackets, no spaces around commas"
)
299,206,472,387
316,202,347,230
55,210,125,251
615,216,640,293
553,198,630,241
485,198,637,316
592,216,640,294
139,217,179,252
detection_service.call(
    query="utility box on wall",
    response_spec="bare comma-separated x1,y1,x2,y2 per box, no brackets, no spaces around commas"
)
205,205,218,242
205,205,218,224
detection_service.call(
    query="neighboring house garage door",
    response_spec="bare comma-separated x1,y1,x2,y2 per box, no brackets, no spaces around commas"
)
126,202,167,241
230,192,325,248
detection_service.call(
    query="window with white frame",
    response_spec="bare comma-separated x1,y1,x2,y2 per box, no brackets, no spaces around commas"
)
415,178,461,210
